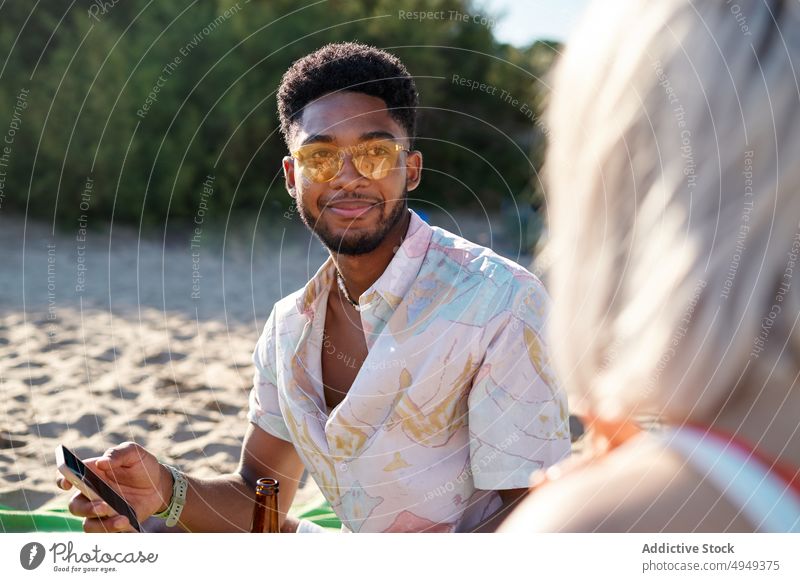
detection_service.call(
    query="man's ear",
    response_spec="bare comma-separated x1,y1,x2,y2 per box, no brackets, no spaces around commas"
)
405,150,423,192
282,156,297,198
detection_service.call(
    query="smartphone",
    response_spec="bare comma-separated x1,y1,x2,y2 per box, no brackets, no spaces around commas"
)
55,445,141,532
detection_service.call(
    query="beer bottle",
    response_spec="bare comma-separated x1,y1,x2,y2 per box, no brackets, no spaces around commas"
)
250,477,280,533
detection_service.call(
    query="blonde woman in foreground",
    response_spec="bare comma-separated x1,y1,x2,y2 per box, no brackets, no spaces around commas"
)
501,0,800,532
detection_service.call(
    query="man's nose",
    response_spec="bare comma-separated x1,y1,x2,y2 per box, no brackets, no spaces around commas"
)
329,153,367,190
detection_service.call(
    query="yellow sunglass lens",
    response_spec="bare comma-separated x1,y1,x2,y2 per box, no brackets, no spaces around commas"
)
299,147,340,182
354,155,391,180
293,140,404,182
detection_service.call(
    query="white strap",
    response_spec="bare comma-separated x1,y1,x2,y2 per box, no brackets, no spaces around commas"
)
153,464,188,527
661,427,800,532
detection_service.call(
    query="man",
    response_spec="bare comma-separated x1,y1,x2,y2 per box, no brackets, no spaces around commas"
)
59,42,570,533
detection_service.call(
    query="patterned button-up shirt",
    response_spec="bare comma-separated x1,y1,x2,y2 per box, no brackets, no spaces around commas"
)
248,210,570,532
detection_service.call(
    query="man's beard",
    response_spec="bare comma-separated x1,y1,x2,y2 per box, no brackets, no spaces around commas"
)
298,193,408,256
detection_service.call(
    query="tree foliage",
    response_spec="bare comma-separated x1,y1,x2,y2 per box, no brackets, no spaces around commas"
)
0,0,561,228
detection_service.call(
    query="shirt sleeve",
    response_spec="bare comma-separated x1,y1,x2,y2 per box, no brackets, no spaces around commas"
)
247,308,293,442
468,281,571,490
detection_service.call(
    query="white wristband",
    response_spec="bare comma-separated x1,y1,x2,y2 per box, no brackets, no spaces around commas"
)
296,518,326,533
153,464,188,527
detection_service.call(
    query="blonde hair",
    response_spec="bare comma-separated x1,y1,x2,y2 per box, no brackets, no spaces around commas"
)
546,0,800,421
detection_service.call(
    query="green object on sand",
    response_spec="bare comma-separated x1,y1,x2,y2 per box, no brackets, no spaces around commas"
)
0,504,84,532
0,499,341,533
294,502,341,530
289,491,342,531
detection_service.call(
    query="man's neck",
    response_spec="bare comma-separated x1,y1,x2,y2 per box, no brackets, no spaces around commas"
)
332,209,411,298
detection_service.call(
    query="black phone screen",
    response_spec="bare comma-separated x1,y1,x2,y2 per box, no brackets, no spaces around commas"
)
61,446,141,532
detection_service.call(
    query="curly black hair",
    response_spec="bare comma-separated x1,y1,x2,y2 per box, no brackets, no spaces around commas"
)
277,42,418,146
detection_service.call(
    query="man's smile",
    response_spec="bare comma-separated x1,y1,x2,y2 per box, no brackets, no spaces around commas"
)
323,198,379,219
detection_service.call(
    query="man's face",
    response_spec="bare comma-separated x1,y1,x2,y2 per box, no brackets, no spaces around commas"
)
283,91,422,255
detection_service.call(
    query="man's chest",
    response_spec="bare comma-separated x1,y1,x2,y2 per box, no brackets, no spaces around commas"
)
320,301,369,410
276,280,488,425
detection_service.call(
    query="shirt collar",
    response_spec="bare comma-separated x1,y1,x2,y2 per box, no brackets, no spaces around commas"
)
294,209,433,318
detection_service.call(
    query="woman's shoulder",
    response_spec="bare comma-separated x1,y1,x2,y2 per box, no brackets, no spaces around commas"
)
499,433,752,533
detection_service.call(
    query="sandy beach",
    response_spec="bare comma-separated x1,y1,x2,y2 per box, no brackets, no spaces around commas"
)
0,210,530,515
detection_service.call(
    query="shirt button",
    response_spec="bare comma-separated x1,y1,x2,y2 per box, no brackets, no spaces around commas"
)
339,462,348,472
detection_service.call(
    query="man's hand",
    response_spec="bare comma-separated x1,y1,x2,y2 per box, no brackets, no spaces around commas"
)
280,514,300,533
56,442,172,533
464,488,529,532
56,425,306,533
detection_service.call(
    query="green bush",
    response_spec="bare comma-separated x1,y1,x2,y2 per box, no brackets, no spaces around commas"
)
0,0,560,230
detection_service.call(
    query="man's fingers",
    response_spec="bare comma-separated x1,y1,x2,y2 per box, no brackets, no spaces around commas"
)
115,516,137,533
68,492,116,519
55,474,72,491
96,442,145,470
68,493,94,518
82,516,134,534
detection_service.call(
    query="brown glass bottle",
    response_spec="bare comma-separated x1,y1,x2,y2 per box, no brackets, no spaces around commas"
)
250,477,280,533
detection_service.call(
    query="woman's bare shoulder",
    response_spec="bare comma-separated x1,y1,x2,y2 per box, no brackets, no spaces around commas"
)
499,435,752,533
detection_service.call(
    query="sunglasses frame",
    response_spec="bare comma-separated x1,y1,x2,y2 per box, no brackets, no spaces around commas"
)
290,139,410,183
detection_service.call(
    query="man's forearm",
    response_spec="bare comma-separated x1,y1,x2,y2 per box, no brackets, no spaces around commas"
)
144,470,299,533
170,471,259,532
153,423,306,532
155,468,296,533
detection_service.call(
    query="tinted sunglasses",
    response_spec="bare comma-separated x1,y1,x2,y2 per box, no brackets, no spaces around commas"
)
291,139,409,183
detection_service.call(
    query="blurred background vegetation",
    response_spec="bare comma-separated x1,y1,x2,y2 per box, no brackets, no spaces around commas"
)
0,0,561,240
